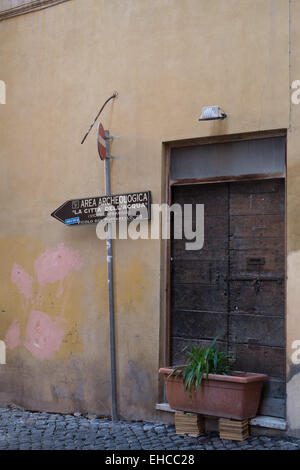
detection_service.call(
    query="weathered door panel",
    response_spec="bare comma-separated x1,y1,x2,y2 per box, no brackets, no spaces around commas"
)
230,191,285,216
230,238,285,278
170,179,285,418
234,343,285,377
172,237,228,261
233,342,286,417
229,314,285,348
230,280,285,316
171,284,227,312
172,260,227,285
173,183,228,214
228,179,285,418
229,179,283,194
230,214,284,238
171,183,229,363
172,311,228,342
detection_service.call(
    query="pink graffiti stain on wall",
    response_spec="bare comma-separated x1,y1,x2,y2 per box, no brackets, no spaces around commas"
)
34,243,82,297
7,243,82,359
5,320,21,349
24,310,66,360
11,263,33,300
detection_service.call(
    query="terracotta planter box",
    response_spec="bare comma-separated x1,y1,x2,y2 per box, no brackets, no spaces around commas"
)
159,367,268,420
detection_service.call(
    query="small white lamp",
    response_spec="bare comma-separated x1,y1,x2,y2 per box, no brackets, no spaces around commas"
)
199,106,227,121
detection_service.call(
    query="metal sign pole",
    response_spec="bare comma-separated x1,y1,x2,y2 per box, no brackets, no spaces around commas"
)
105,130,118,422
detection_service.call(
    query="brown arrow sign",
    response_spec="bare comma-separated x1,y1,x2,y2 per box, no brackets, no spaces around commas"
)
51,191,151,225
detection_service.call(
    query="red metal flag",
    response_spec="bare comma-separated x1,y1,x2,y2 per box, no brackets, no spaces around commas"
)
97,122,106,160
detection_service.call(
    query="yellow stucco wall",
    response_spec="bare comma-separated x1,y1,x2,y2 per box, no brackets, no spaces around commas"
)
1,0,299,431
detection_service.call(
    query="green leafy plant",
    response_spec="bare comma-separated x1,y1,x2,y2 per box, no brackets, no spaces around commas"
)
169,336,235,396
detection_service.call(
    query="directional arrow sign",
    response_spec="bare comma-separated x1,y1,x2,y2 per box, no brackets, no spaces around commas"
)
51,191,151,225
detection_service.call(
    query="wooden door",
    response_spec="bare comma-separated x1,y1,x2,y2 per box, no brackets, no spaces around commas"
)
170,179,285,418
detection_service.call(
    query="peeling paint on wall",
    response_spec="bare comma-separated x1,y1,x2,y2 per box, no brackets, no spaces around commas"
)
5,320,20,349
34,243,82,297
1,240,85,362
11,263,33,300
24,310,66,360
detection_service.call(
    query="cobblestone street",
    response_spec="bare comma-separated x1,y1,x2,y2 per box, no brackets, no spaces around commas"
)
0,407,299,450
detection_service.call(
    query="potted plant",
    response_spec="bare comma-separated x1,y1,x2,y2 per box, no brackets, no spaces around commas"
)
159,337,267,420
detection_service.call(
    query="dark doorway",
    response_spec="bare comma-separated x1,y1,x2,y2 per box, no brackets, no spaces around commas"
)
170,179,285,418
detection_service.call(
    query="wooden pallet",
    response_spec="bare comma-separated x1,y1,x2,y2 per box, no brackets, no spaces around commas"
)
219,418,249,441
175,412,204,437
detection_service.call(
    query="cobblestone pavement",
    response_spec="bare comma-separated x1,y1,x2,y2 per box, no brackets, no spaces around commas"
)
0,407,300,450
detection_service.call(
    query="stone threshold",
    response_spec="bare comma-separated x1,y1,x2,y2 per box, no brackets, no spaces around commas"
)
156,402,287,431
0,0,70,21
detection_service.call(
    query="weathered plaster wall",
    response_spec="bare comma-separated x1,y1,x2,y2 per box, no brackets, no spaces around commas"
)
0,0,293,423
286,0,300,438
